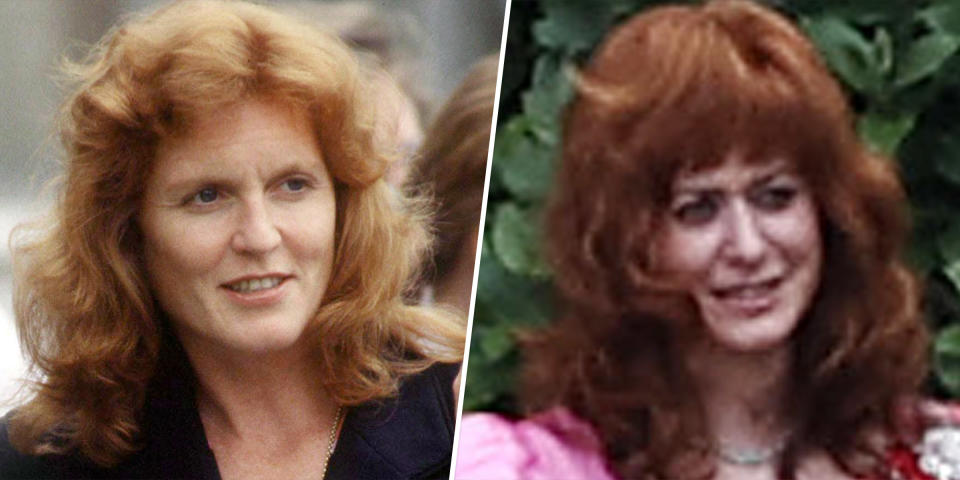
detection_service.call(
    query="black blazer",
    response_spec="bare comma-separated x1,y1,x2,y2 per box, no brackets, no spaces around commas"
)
0,343,460,480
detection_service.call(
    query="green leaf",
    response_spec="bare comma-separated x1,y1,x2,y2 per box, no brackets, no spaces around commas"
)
934,324,960,396
894,33,960,89
856,109,916,155
494,117,557,202
938,221,960,293
476,324,516,361
475,241,554,327
874,27,893,75
919,3,960,37
946,258,960,294
495,57,570,202
521,55,574,141
492,203,550,278
532,0,617,54
801,15,883,95
816,1,906,25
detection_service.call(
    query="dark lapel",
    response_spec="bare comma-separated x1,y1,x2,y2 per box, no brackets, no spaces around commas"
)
111,329,222,479
325,362,459,480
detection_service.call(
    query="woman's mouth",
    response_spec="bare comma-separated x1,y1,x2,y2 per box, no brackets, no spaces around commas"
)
710,277,781,316
221,275,290,307
225,276,284,293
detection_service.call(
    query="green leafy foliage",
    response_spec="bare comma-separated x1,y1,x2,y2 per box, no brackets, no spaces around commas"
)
801,16,887,95
464,0,960,412
492,203,550,278
856,109,916,156
935,325,960,396
895,33,959,88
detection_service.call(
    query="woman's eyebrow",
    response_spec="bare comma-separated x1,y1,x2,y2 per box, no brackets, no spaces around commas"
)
672,186,723,198
263,162,325,186
672,172,723,192
160,174,237,195
748,167,798,190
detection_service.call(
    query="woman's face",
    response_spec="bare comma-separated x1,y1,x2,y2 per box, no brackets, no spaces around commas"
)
139,99,336,356
656,153,822,352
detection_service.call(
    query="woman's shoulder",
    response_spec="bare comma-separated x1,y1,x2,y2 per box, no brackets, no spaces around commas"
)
455,408,616,480
0,413,90,479
0,416,42,479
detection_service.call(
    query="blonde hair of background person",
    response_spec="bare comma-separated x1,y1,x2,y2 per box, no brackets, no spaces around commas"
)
407,54,498,317
2,1,463,477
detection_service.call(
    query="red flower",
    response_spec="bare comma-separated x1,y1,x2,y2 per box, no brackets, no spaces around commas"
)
885,447,935,480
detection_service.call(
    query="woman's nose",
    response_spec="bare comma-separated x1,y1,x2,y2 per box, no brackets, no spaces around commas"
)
231,198,281,254
722,200,767,267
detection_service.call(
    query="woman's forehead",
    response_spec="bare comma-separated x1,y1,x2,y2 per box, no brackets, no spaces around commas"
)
672,156,796,191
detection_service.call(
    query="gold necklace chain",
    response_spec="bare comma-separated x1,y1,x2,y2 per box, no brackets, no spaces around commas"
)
320,406,344,479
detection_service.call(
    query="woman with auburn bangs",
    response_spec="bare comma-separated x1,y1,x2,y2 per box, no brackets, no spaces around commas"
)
0,1,463,479
457,1,958,479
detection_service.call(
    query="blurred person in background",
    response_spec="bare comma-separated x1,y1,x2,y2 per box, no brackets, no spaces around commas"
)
286,0,430,188
408,54,499,318
0,1,465,478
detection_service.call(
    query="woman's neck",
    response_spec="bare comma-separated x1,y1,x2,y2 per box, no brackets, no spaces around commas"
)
182,335,336,444
683,338,794,452
181,336,341,479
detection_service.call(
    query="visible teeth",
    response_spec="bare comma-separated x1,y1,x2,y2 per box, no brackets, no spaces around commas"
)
728,286,767,298
717,279,778,299
228,277,282,293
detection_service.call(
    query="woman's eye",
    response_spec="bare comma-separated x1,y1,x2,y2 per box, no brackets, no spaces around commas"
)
752,186,796,211
283,178,307,192
673,197,718,225
191,187,219,205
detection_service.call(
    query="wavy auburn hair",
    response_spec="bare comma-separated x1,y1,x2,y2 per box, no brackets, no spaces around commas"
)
9,0,463,467
523,0,927,478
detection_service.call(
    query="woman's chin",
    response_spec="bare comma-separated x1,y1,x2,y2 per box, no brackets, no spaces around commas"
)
697,298,804,354
234,328,312,355
701,317,798,354
709,332,790,354
181,323,312,359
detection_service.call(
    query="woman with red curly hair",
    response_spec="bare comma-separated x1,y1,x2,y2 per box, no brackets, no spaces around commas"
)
0,1,464,478
457,1,956,479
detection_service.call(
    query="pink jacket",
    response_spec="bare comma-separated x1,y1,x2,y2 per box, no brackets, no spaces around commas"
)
454,409,615,480
454,409,942,480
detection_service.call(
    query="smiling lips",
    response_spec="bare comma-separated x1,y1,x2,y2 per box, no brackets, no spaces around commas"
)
222,274,290,306
226,276,284,293
711,277,782,316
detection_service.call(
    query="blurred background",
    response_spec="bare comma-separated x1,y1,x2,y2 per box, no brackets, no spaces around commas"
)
0,0,506,412
467,0,960,413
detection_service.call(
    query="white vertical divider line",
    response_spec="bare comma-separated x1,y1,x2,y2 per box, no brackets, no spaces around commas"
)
448,0,513,477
